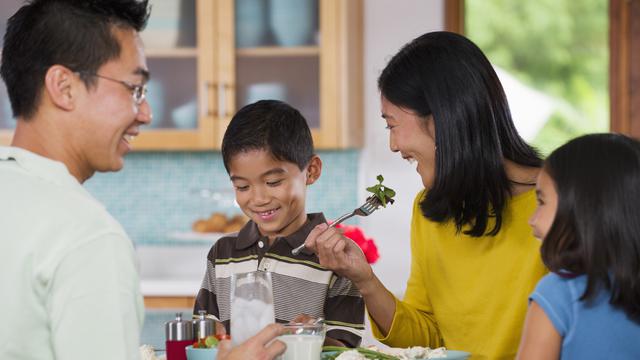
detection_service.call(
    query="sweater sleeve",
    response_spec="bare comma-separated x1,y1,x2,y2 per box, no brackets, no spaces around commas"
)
369,191,443,348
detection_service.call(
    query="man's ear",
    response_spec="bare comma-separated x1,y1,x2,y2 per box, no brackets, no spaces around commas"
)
43,65,77,111
306,155,322,185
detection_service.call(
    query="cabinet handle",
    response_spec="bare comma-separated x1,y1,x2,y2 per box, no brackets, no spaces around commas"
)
202,81,216,117
218,83,235,119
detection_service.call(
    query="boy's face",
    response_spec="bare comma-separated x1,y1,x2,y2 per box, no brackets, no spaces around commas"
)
529,169,558,241
229,149,321,242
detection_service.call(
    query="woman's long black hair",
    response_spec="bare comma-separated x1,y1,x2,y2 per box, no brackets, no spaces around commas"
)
378,31,542,236
542,133,640,323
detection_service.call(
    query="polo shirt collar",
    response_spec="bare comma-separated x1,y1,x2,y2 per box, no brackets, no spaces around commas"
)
235,213,326,255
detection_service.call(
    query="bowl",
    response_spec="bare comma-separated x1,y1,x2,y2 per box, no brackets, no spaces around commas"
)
186,345,218,360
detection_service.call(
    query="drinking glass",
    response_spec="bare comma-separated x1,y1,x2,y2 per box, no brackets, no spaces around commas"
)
277,323,326,360
230,271,275,346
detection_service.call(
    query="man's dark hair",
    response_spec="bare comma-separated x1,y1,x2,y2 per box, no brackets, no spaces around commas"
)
0,0,150,119
222,100,314,173
541,133,640,324
378,31,542,237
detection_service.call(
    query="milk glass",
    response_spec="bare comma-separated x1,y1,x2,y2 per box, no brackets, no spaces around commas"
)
277,323,326,360
230,271,275,346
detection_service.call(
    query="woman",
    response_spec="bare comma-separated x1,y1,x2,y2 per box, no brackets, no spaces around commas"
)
304,31,547,359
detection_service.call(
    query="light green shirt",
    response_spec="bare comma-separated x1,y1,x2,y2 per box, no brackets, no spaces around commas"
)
0,147,144,360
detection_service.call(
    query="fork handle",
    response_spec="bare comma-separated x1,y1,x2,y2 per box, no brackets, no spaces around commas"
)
291,211,355,255
328,211,356,228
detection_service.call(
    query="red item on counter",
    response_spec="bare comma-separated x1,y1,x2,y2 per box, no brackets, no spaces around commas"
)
333,223,380,264
166,339,192,360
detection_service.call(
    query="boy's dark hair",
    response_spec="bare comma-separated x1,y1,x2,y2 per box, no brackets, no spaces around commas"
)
378,31,542,237
0,0,150,119
221,100,314,173
542,133,640,323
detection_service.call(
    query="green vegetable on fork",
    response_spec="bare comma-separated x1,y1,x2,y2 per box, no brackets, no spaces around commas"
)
366,175,396,207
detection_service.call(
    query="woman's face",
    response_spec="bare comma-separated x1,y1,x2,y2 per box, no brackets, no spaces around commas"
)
529,169,559,240
381,96,437,188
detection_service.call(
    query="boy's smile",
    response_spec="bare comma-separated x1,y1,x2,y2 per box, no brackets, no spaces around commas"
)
229,149,320,243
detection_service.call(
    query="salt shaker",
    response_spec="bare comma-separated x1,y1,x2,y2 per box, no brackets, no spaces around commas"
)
165,312,195,360
193,310,215,339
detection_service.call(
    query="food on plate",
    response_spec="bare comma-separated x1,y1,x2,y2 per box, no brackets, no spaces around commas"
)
224,214,248,233
192,335,219,349
192,212,248,233
139,344,160,360
366,175,396,207
323,346,396,360
323,345,448,360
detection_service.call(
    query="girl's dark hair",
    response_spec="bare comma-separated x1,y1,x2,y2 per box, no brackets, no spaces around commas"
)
1,0,150,119
378,31,542,236
221,100,314,173
542,133,640,323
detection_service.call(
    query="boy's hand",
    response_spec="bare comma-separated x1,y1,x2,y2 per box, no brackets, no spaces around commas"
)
290,314,317,324
304,223,374,287
217,323,286,360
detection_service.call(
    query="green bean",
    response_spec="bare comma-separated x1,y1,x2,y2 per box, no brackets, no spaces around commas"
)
322,346,400,360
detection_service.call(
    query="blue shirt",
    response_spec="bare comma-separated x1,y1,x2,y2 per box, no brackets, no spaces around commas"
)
530,273,640,359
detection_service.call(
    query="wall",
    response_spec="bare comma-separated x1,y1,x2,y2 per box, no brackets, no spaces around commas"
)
359,0,444,296
85,150,359,246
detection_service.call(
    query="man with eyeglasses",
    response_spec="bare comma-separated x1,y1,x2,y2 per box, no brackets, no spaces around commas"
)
0,0,151,359
0,1,287,360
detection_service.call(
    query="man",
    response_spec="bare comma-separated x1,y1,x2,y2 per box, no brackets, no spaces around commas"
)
0,1,284,359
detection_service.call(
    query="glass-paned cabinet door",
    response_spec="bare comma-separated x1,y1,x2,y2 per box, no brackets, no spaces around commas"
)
136,0,215,150
141,0,197,130
234,0,321,129
0,0,24,144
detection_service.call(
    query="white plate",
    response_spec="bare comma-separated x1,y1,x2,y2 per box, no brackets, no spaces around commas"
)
167,231,225,242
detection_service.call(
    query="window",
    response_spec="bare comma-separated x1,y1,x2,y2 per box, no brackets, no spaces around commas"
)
446,0,640,151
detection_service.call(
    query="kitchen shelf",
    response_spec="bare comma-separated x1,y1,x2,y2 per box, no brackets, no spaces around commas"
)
145,47,198,58
236,46,320,58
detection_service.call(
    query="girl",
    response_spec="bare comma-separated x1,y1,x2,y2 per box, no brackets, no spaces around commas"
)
520,133,640,359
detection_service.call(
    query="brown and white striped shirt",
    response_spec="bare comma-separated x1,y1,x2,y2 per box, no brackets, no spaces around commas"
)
194,213,365,347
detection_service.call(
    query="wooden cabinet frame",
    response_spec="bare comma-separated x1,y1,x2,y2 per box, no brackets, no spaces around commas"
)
0,0,363,149
135,0,363,150
445,0,640,139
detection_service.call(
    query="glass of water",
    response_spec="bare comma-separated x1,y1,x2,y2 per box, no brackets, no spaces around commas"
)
230,271,275,346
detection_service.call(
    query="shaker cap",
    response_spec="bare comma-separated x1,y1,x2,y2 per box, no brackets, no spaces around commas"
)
193,310,216,339
165,312,195,341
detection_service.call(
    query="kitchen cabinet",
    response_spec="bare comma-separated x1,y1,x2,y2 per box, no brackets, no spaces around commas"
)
144,296,196,309
0,0,363,149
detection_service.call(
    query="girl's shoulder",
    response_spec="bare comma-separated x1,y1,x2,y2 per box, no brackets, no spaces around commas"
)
535,272,588,300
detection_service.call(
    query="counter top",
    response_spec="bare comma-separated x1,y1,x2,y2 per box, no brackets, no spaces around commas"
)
140,278,201,297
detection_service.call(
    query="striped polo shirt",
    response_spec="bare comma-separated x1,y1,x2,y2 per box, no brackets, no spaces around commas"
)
194,213,365,347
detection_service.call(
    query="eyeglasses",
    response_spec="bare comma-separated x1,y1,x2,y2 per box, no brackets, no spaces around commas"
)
79,72,147,105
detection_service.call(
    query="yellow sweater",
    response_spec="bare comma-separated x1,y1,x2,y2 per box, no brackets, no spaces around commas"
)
371,189,547,360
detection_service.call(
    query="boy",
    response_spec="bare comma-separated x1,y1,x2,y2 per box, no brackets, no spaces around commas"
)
194,100,364,347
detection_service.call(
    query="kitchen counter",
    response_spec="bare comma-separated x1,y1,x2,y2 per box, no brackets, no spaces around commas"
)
140,278,201,297
136,244,210,297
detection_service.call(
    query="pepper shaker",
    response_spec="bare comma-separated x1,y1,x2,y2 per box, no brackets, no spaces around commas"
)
165,312,195,360
193,310,216,339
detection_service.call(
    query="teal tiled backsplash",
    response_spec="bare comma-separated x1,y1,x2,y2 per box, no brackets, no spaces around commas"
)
84,150,359,245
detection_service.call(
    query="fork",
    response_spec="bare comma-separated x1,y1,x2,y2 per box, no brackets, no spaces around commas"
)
291,196,387,255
